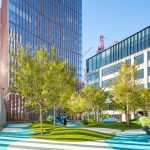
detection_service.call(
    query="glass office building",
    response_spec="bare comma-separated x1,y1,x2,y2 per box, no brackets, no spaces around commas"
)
86,26,150,121
87,26,150,74
86,26,150,87
9,0,82,81
0,0,82,121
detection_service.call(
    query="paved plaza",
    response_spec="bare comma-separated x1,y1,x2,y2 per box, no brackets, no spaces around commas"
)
0,123,150,150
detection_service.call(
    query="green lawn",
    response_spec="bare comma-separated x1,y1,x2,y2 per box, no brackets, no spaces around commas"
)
27,121,114,142
85,122,141,131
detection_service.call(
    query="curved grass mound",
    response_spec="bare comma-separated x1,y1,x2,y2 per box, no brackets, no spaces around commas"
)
28,121,114,142
86,122,141,131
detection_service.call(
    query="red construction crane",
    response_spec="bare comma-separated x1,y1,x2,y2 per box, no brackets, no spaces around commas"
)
98,35,104,53
98,35,118,53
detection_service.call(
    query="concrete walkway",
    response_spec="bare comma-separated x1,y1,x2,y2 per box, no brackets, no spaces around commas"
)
7,138,113,150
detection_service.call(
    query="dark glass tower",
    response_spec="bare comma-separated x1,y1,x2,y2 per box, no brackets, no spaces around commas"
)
9,0,82,81
0,0,82,121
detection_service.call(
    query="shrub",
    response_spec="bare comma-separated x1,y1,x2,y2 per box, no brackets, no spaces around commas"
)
47,115,54,121
81,117,95,125
102,114,109,119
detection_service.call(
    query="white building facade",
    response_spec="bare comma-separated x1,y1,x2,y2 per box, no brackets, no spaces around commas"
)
85,26,150,121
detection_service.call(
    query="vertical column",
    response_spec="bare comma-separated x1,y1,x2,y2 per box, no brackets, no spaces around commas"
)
131,55,134,65
12,93,15,121
99,68,102,87
16,94,18,120
20,97,22,120
144,50,148,88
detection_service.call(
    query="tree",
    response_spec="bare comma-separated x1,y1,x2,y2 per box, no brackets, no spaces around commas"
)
80,86,108,122
111,62,140,125
80,86,97,119
11,46,76,134
66,92,85,120
94,87,108,122
12,46,52,135
44,48,76,127
139,88,150,113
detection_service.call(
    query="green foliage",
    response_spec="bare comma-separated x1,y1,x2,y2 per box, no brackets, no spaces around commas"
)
81,117,96,125
66,92,85,115
47,115,54,121
11,45,76,134
130,119,140,125
110,62,141,125
139,88,150,112
102,114,109,119
86,122,141,131
80,85,108,122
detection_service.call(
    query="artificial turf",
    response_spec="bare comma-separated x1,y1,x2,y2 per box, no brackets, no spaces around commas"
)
85,122,141,131
27,121,114,142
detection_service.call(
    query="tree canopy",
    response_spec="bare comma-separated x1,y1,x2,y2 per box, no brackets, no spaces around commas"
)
11,46,76,134
110,62,140,125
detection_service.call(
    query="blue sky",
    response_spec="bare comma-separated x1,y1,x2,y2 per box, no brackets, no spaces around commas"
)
82,0,150,70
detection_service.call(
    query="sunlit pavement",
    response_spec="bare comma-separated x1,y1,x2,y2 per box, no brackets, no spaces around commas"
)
106,133,150,150
0,123,150,150
0,123,33,150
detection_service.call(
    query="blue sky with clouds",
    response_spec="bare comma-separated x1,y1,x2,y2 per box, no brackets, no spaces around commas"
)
82,0,150,70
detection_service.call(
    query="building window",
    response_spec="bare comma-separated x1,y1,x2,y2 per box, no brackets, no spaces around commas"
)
148,83,150,88
136,69,144,79
114,63,121,72
92,82,99,88
89,58,93,72
134,54,144,65
137,84,144,88
109,66,114,74
148,51,150,60
102,63,120,77
126,59,131,64
148,67,150,76
102,80,109,88
94,72,99,80
105,48,110,65
102,68,109,76
87,72,99,82
97,54,101,68
93,56,97,71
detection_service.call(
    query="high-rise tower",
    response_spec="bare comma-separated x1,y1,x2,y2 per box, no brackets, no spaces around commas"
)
0,0,82,121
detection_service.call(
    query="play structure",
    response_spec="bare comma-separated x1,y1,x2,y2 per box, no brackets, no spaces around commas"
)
102,118,118,123
56,116,64,125
47,110,64,125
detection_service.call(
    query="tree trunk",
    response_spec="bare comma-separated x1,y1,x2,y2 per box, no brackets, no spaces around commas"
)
133,109,136,119
39,105,43,135
88,114,89,122
94,112,96,121
53,105,56,128
97,104,101,122
126,103,129,126
97,111,99,123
